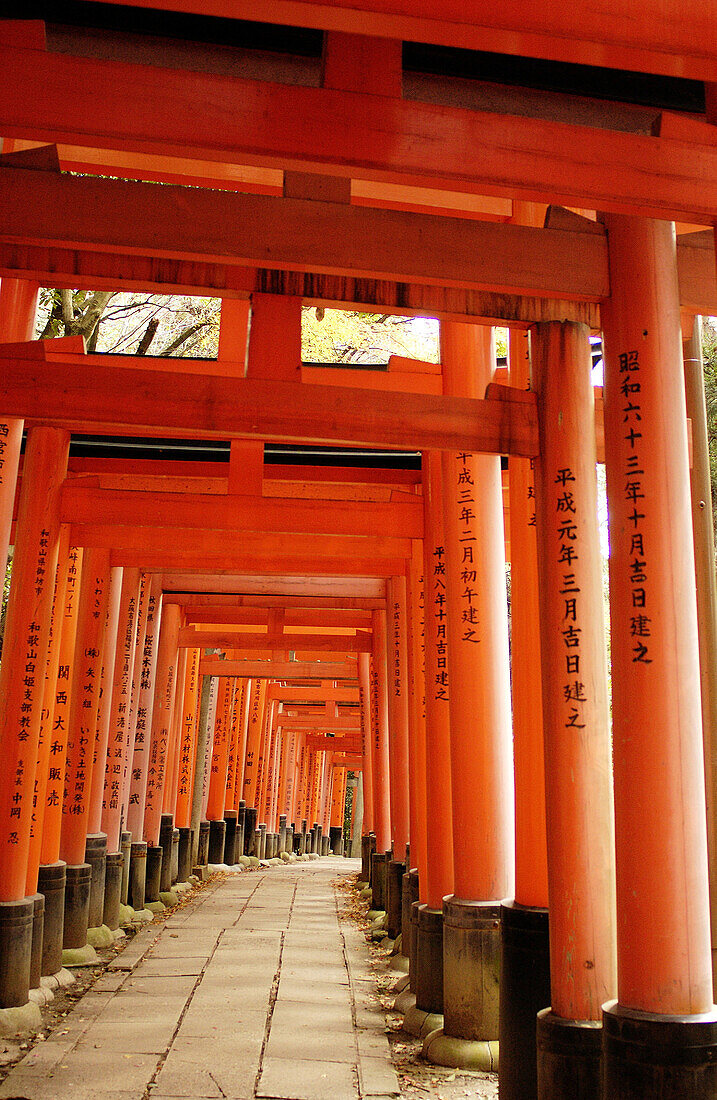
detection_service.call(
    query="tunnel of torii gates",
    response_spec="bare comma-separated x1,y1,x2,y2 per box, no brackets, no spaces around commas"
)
3,9,717,1100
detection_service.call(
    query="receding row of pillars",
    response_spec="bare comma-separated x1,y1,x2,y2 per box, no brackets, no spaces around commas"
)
353,218,717,1099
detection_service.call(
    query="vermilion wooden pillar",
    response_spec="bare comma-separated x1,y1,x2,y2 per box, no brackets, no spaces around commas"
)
60,547,111,947
370,610,392,856
532,320,616,1098
206,677,232,863
175,648,200,831
101,568,140,858
87,566,123,839
0,426,68,1007
387,575,410,859
143,604,181,851
600,216,717,1097
406,542,428,896
126,580,161,842
32,530,72,979
358,651,375,867
119,575,150,828
500,328,551,1100
242,679,266,813
423,323,513,1067
0,278,39,577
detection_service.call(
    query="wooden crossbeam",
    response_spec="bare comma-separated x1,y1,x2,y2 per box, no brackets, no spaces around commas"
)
0,353,539,457
200,659,357,678
179,628,371,652
160,574,386,598
60,484,422,538
81,1,717,81
0,166,608,302
268,685,360,702
185,608,372,627
163,593,385,609
1,47,717,219
277,715,360,731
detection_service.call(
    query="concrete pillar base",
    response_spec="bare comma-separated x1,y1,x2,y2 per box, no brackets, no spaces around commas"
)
602,1000,717,1099
253,829,263,859
499,901,550,1100
0,897,33,1008
415,903,443,1015
84,833,107,931
171,829,179,883
208,819,226,865
402,1005,444,1038
361,833,376,882
119,830,132,905
328,826,343,855
284,826,293,855
102,851,124,931
386,859,405,939
422,1028,499,1071
393,973,410,994
537,1009,602,1100
371,851,389,912
29,893,44,992
223,811,238,865
61,942,99,967
394,988,416,1016
177,828,192,882
442,897,500,1042
0,1000,43,1037
128,842,147,911
402,869,418,962
197,820,210,867
37,861,66,978
144,846,163,904
159,814,174,892
63,863,91,951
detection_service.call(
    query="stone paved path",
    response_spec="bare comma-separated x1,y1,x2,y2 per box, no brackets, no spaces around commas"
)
0,858,399,1100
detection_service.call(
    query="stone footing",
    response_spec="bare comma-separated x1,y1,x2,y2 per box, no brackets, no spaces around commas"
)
244,808,257,855
361,833,376,883
499,901,550,1100
37,861,66,978
223,811,238,865
128,841,147,912
197,820,210,867
602,1000,717,1099
63,863,91,950
120,831,132,905
84,833,107,930
103,851,124,931
422,1028,499,1071
159,815,174,892
0,897,33,1008
171,829,179,883
537,1009,602,1100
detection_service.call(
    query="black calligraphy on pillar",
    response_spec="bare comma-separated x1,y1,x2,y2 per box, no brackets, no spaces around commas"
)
554,467,588,731
433,547,449,700
455,453,480,643
618,349,652,665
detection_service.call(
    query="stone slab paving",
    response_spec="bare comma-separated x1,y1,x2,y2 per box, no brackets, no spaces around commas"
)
0,857,401,1100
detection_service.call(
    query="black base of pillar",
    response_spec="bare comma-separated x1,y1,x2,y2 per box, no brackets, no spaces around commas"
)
236,803,246,860
159,814,174,892
442,897,500,1041
386,860,405,939
243,808,257,854
329,825,343,855
177,828,192,882
284,826,294,854
29,893,44,991
415,903,444,1015
602,1000,717,1099
371,851,389,911
171,828,179,883
144,846,163,904
321,835,330,856
128,841,147,911
537,1009,602,1100
84,833,107,929
499,901,551,1100
103,851,123,930
0,897,33,1008
361,833,375,882
63,863,92,950
403,869,419,972
197,820,210,867
37,861,66,977
257,827,267,860
120,830,132,905
223,810,238,865
208,819,226,864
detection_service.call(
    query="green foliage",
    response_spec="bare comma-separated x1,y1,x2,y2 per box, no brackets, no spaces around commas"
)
302,307,439,365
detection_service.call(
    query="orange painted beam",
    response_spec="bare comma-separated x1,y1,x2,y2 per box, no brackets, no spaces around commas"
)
60,484,423,538
164,593,385,609
0,353,539,458
160,573,386,598
178,629,371,652
186,608,372,628
202,659,357,679
2,49,717,218
106,550,405,578
83,0,717,81
0,167,608,301
268,686,360,703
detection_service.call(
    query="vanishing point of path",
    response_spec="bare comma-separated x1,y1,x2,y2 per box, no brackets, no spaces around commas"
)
0,858,401,1100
